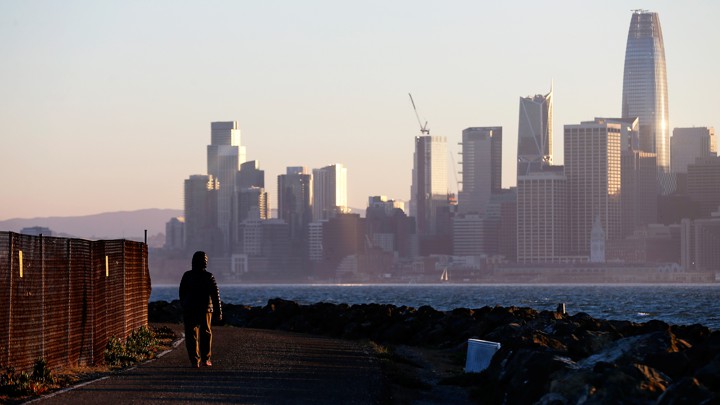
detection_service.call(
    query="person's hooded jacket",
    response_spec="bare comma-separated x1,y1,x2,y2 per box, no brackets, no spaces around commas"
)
179,251,222,319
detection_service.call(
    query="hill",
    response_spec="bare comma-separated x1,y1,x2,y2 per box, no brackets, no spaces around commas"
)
0,208,182,241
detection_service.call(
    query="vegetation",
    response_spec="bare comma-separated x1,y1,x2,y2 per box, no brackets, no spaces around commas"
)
0,324,177,403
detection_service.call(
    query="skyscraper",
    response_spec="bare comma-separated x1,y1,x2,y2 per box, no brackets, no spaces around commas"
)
312,164,348,221
565,121,622,257
516,168,567,263
671,127,716,173
410,135,448,236
207,121,246,252
517,87,552,177
458,127,502,215
278,166,313,240
184,174,220,255
622,10,669,178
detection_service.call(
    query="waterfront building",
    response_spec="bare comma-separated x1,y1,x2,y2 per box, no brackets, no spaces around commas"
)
681,207,720,273
312,164,348,221
621,10,670,186
565,120,622,257
458,127,502,215
207,121,246,252
517,87,552,177
516,167,567,263
671,127,716,173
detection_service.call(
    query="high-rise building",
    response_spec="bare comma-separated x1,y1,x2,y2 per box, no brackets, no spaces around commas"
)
458,127,502,215
184,174,220,255
452,213,484,257
687,156,720,217
238,160,264,189
206,121,246,252
516,167,567,263
622,10,670,179
671,127,717,173
565,120,623,257
595,117,657,236
312,164,348,221
681,208,720,272
517,87,552,177
410,135,448,236
278,166,313,240
164,217,185,251
366,196,416,259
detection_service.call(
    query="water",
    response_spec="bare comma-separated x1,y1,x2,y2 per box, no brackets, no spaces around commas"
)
151,284,720,330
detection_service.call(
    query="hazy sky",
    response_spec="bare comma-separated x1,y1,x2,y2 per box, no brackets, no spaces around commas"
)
1,1,718,220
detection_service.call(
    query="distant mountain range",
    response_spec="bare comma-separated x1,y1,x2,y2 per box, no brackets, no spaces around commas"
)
0,208,182,241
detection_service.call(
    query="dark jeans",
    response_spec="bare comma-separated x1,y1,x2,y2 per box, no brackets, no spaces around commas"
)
184,311,213,365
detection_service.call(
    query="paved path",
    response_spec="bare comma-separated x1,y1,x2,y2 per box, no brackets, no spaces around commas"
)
35,327,384,404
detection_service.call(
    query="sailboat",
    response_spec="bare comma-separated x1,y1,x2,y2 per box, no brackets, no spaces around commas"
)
440,268,449,283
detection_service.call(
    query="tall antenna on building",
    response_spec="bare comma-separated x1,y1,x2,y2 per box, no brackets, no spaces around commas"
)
408,93,430,135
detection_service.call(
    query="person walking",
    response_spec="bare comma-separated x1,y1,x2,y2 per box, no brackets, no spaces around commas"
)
179,251,222,368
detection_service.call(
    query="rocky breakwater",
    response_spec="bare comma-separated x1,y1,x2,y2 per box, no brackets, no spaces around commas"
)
149,298,720,404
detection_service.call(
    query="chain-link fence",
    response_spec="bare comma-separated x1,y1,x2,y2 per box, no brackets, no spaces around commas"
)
0,232,151,371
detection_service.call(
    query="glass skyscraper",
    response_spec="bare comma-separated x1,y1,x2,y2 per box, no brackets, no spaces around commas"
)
621,10,669,174
517,86,552,177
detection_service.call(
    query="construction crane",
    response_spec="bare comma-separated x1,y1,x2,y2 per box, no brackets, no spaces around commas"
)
408,93,430,135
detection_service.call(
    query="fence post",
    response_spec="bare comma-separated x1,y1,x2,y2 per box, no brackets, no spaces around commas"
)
41,234,45,360
6,233,14,367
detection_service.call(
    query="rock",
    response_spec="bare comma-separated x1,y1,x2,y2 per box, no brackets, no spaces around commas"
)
147,300,720,403
657,377,717,405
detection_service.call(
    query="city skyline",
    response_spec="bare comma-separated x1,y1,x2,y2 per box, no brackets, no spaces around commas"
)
1,2,719,220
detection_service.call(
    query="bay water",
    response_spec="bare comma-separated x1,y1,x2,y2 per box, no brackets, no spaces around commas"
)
151,284,720,330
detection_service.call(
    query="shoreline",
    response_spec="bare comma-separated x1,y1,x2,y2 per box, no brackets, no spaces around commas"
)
149,298,720,403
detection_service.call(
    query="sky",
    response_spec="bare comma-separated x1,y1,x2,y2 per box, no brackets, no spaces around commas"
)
1,1,719,220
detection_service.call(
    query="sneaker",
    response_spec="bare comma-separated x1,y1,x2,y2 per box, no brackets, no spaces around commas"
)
203,360,212,367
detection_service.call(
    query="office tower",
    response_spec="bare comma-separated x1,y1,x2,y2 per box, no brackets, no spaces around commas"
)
452,213,484,256
672,127,717,173
565,121,622,257
365,196,415,258
681,208,720,272
207,121,246,252
595,117,657,236
516,168,567,263
308,221,324,262
184,174,220,255
687,156,720,217
517,87,552,177
238,160,264,189
278,167,313,241
237,187,268,222
459,127,502,215
622,150,658,236
410,135,448,236
312,164,348,221
622,10,670,178
164,217,185,251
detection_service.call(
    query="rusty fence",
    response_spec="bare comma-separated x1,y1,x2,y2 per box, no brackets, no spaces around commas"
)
0,232,151,371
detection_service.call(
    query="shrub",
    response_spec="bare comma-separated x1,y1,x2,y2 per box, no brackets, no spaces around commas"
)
104,325,160,368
